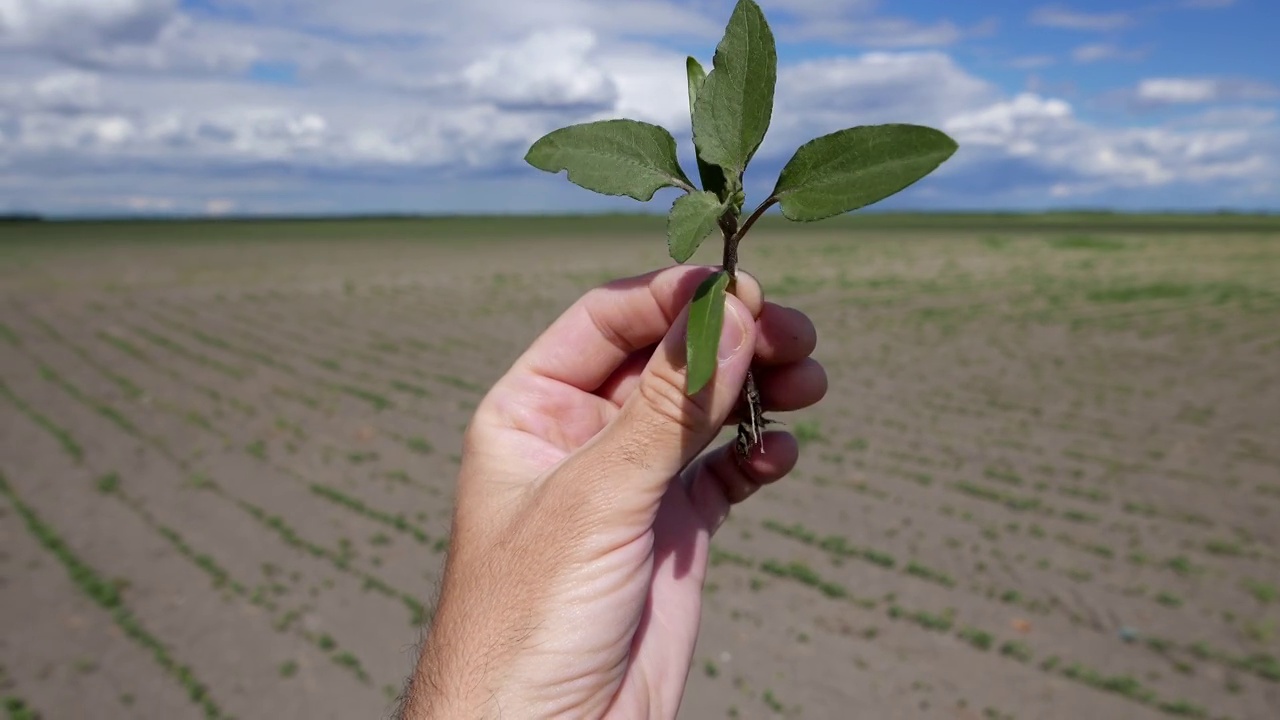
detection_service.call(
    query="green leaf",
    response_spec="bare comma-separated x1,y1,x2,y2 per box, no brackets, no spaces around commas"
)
685,56,706,118
668,191,725,263
686,270,731,395
773,124,958,222
525,119,693,201
685,56,728,200
691,0,776,179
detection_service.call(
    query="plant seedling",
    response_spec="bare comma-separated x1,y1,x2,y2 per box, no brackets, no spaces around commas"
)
525,0,957,458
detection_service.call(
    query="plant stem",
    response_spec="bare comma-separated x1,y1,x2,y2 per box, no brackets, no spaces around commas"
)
733,196,778,246
720,212,741,280
719,201,769,462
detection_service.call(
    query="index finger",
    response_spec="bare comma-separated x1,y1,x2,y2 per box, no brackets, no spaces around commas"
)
509,265,764,393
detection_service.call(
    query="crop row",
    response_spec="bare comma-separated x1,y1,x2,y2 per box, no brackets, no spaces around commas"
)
0,472,226,719
709,541,1230,720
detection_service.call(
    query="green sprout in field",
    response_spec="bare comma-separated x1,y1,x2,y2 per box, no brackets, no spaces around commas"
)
526,0,957,457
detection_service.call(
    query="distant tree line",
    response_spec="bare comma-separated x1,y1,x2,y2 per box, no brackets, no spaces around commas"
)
0,213,43,223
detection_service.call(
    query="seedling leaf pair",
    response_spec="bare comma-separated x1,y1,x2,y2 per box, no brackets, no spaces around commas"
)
690,0,775,182
523,0,959,399
685,58,727,200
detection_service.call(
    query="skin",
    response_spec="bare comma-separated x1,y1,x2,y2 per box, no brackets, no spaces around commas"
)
398,265,827,719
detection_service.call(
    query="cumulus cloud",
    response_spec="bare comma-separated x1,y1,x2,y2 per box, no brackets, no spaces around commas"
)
462,28,616,111
595,43,693,130
747,53,1274,207
0,0,259,74
772,51,996,137
0,71,102,113
0,0,1276,213
945,94,1074,152
0,66,566,191
943,92,1275,199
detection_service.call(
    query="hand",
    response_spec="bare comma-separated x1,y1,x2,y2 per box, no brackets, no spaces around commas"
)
400,265,827,719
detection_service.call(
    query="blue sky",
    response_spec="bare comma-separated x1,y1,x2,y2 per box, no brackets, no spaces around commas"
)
0,0,1276,216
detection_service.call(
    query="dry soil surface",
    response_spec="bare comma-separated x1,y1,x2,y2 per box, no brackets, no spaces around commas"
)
1,228,1277,720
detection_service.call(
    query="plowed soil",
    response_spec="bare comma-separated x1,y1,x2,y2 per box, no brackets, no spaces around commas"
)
1,222,1277,719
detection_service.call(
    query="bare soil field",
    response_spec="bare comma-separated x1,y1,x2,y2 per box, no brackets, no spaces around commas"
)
1,218,1278,719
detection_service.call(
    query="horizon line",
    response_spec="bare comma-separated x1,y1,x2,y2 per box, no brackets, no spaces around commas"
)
5,208,1279,224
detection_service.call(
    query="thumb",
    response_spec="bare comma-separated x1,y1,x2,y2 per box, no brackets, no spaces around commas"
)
558,291,756,514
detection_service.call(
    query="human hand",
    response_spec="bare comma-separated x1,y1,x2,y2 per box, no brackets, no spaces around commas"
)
400,265,827,719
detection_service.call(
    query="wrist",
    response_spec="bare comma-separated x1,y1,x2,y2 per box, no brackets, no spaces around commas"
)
402,598,501,718
404,540,535,719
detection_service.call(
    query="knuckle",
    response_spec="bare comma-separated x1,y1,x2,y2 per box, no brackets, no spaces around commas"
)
582,293,638,355
635,363,713,436
707,455,757,504
460,418,484,455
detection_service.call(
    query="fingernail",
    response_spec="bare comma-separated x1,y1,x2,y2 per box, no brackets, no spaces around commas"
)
718,302,748,362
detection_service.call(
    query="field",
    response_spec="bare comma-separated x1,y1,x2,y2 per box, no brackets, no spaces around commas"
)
1,214,1278,719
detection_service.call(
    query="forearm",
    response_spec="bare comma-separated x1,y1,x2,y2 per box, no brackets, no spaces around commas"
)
398,621,485,719
399,512,630,720
400,553,516,719
401,517,566,720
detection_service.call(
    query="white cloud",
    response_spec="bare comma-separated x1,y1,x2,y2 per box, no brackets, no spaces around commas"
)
209,0,719,44
1134,77,1279,105
783,16,965,47
0,0,176,47
754,54,1275,206
770,0,879,14
764,1,999,48
1171,107,1278,129
1139,79,1220,104
773,51,997,133
1072,43,1146,64
595,43,692,130
745,50,998,190
0,66,564,183
0,0,1277,213
204,198,236,215
0,1,259,74
123,194,175,211
462,28,616,110
0,70,102,113
944,92,1276,198
945,94,1073,153
1030,5,1132,31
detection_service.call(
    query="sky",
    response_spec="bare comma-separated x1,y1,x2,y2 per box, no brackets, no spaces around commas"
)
0,0,1276,217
